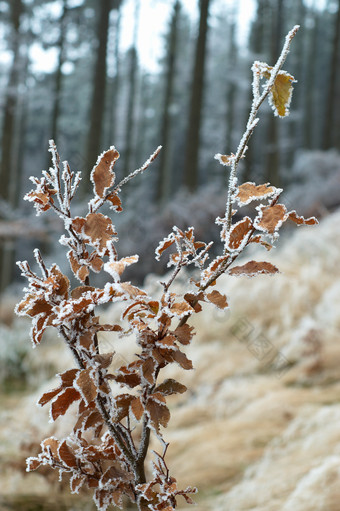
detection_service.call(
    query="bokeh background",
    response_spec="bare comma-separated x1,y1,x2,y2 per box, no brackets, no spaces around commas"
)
1,1,340,510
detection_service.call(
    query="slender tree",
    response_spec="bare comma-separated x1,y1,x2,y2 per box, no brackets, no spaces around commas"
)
49,0,69,146
157,0,181,203
322,0,340,149
106,3,122,147
123,0,140,175
263,0,283,186
85,0,112,180
183,0,211,191
0,0,23,202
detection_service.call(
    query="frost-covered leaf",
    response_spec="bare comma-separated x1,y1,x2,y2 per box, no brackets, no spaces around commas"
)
84,213,117,255
114,394,134,422
174,324,194,345
288,210,318,226
74,368,98,406
154,379,187,396
171,349,193,370
91,147,119,198
130,397,144,421
214,153,235,166
206,290,228,310
228,217,253,250
104,255,139,281
255,62,295,117
155,235,176,261
146,396,170,432
58,440,77,468
26,457,42,472
236,182,277,206
229,260,279,277
255,204,288,234
142,357,156,385
51,387,81,421
70,474,86,494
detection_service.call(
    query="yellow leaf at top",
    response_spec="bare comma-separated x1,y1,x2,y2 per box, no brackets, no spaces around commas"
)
260,64,295,118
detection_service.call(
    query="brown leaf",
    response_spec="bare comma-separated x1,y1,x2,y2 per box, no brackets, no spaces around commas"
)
38,387,62,407
84,213,117,254
184,292,205,313
288,210,318,226
104,255,139,279
26,457,42,471
142,357,156,385
84,411,102,430
236,182,277,206
75,369,98,406
42,437,60,457
229,260,279,277
171,350,193,370
94,352,114,369
146,397,170,432
91,147,119,198
71,286,95,299
255,204,288,234
170,301,194,318
59,368,79,387
51,387,81,421
70,474,86,494
228,217,253,250
155,378,187,396
269,70,295,117
68,250,89,283
58,440,77,468
174,324,194,345
155,236,176,260
130,397,144,421
106,192,123,212
206,290,229,309
114,394,134,422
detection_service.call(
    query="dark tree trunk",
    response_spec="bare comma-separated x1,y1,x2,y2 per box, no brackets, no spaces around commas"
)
49,0,68,146
0,0,23,293
106,6,122,147
183,0,211,192
157,0,180,204
264,0,283,187
85,0,112,179
225,2,238,155
123,0,140,175
322,0,340,149
0,0,23,202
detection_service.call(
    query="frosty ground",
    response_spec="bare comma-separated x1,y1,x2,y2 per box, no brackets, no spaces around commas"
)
1,208,340,511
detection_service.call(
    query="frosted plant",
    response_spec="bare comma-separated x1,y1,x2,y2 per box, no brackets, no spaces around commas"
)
16,26,317,511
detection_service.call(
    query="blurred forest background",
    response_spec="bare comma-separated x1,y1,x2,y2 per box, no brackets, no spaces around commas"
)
0,0,339,292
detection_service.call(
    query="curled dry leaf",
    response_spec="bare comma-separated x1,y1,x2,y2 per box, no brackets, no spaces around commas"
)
288,210,318,226
229,260,279,277
154,379,187,396
91,147,119,198
255,204,288,234
206,290,229,310
236,182,277,206
228,217,253,250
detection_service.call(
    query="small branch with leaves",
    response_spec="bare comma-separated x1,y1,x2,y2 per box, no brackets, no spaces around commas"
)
16,26,317,511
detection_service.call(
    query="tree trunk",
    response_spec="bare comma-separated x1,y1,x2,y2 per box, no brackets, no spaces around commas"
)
106,6,122,147
322,0,340,149
0,0,23,293
183,0,211,192
123,0,140,175
264,0,283,187
224,1,238,155
157,0,180,204
49,0,68,147
85,0,112,180
0,0,23,202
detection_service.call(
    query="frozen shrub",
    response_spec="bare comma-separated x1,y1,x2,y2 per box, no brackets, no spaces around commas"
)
15,26,317,511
